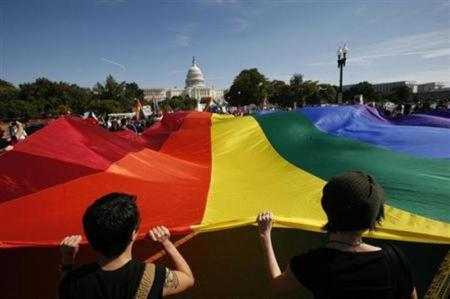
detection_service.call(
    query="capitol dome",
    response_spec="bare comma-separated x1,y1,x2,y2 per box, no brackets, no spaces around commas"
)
185,56,206,88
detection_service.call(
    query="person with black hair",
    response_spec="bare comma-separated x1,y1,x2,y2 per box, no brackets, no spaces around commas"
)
59,193,194,299
256,171,417,299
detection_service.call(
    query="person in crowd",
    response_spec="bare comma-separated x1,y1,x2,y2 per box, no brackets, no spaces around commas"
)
8,120,27,144
392,104,405,117
404,103,412,115
126,118,139,133
59,193,194,299
120,118,129,131
0,128,13,152
110,118,120,132
256,171,417,299
436,100,448,110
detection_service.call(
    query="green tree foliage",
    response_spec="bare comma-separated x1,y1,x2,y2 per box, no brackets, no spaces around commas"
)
125,83,144,101
301,80,320,105
288,74,335,106
289,74,305,105
93,75,143,113
227,68,269,106
159,96,198,112
389,86,412,103
318,84,337,104
0,80,20,119
343,81,381,102
262,74,337,108
268,80,293,107
89,99,123,115
0,75,144,119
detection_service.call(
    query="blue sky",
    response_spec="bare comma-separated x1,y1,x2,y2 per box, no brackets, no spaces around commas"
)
1,0,449,89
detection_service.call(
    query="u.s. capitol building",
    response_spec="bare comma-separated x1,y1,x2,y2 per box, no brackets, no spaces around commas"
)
143,57,225,104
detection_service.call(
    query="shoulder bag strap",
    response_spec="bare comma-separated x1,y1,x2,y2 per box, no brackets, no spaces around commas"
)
135,263,156,299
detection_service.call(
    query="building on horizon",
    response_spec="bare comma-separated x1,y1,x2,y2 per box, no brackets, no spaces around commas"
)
143,57,225,106
343,81,447,94
343,80,450,102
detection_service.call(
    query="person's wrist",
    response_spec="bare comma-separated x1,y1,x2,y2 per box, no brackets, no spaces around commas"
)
259,231,271,240
160,238,173,248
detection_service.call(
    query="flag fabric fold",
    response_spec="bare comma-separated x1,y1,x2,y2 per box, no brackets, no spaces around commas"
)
0,106,449,248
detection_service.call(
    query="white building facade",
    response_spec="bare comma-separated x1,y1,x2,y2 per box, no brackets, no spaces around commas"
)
343,81,446,94
143,57,225,105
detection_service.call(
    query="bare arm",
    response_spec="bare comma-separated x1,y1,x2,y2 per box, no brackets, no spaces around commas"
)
59,235,82,282
257,212,301,294
149,226,194,297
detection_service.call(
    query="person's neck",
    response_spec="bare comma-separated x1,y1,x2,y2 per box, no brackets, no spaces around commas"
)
98,244,133,271
328,231,364,246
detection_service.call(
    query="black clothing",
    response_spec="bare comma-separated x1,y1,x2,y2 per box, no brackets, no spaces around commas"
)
290,245,414,299
0,138,10,150
59,260,166,299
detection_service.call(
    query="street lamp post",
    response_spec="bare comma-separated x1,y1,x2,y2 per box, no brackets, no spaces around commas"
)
337,45,348,104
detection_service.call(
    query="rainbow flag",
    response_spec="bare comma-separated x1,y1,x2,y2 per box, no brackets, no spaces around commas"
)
0,105,449,248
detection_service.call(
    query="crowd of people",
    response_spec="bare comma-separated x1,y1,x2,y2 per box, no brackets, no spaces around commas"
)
1,100,448,154
375,100,448,117
97,115,159,133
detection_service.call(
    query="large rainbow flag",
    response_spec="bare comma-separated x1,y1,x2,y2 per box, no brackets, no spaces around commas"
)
0,105,449,248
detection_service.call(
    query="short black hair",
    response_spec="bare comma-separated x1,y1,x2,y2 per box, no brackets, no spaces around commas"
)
83,193,140,257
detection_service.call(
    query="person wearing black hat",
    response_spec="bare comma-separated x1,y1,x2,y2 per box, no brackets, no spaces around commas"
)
256,171,417,299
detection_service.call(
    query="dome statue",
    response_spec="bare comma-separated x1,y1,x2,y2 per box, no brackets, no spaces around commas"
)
185,56,206,88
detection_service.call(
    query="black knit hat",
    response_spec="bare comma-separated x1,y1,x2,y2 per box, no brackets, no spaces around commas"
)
321,171,385,232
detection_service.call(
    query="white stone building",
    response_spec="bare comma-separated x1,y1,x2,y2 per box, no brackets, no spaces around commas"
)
143,57,225,107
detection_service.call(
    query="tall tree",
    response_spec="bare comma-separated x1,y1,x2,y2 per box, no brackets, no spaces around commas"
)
268,80,293,107
227,68,269,106
289,74,305,106
0,79,20,119
159,96,197,112
302,80,320,105
343,81,381,102
93,75,144,112
389,86,412,103
317,84,337,103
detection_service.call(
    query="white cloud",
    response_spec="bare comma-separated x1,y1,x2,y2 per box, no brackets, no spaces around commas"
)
310,28,450,66
422,48,450,58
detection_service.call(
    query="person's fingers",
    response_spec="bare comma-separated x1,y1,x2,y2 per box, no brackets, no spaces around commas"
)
60,236,69,246
156,226,164,237
74,235,82,245
158,226,164,238
66,236,74,245
149,230,156,241
162,226,170,237
68,236,78,246
152,230,159,241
